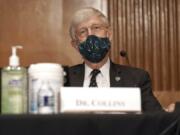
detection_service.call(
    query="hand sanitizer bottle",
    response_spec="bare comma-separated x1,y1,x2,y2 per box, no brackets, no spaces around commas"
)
1,45,27,114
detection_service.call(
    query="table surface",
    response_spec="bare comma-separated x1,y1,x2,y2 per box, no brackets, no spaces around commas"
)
0,112,179,135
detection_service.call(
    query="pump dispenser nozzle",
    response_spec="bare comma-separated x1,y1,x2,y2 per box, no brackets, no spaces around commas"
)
9,45,23,67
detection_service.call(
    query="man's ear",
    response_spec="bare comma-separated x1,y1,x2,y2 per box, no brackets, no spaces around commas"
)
71,40,78,50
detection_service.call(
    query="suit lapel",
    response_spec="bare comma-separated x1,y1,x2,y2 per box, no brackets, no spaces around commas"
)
110,62,123,87
70,64,84,86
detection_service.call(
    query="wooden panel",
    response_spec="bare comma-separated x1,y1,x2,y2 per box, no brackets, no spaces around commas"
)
0,0,108,67
108,0,180,91
154,91,180,107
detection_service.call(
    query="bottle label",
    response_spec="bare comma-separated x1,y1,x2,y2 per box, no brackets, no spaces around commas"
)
38,96,54,114
8,79,23,88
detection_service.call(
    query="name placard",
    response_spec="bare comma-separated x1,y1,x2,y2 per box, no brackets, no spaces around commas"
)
60,87,141,113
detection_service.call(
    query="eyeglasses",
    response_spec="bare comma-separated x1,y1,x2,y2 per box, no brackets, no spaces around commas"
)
76,24,108,38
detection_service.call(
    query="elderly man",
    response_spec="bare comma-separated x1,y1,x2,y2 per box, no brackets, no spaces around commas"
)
67,7,162,112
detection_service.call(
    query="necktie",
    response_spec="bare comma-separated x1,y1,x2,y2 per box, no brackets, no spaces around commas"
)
89,69,101,87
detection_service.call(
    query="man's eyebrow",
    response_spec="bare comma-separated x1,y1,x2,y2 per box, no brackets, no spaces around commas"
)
79,24,104,28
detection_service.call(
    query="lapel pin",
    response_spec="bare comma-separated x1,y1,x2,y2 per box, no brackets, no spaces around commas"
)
115,76,121,82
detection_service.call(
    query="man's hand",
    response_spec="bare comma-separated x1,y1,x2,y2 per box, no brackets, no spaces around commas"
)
164,103,175,112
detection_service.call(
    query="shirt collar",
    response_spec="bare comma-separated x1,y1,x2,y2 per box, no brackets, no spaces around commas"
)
84,58,110,78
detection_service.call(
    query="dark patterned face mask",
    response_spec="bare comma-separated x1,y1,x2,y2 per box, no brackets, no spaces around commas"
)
78,35,111,63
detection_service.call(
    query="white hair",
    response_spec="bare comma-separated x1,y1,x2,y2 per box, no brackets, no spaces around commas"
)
69,7,109,40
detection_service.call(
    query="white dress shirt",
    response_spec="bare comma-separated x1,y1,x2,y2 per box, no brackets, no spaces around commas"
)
83,58,110,87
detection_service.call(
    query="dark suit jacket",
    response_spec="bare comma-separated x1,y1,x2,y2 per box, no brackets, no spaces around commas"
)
67,62,162,112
